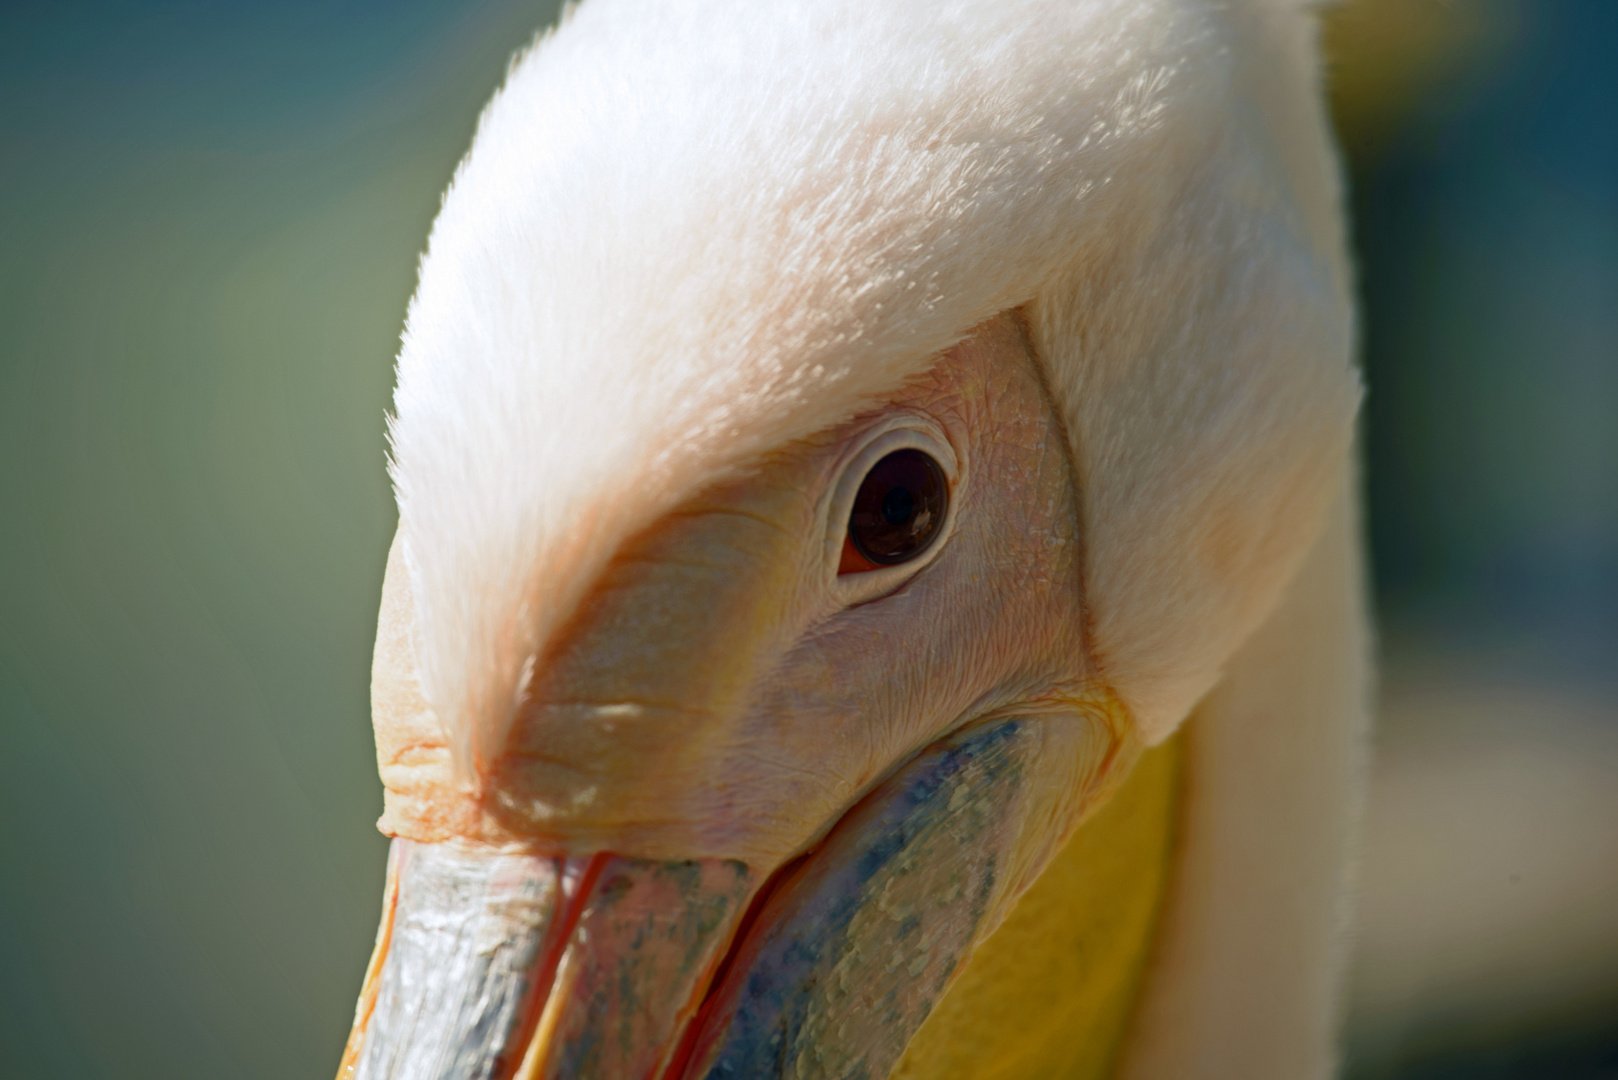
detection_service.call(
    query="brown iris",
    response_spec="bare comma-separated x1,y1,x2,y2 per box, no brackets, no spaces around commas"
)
844,449,948,569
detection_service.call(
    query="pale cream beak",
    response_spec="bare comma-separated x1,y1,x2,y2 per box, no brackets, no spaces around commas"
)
337,716,1101,1080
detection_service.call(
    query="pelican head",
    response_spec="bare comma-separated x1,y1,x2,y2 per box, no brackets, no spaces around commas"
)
337,1,1364,1077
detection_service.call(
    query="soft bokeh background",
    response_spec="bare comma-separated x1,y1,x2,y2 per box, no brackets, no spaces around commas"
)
0,1,1613,1077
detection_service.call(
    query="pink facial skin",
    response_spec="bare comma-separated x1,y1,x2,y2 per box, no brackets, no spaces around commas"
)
370,313,1124,871
343,314,1137,1079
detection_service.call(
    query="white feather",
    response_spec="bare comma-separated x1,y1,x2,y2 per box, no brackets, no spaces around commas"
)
388,0,1357,782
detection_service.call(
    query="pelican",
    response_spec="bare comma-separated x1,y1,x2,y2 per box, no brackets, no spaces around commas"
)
335,0,1368,1077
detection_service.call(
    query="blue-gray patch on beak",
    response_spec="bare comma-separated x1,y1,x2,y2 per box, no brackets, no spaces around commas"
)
685,720,1036,1080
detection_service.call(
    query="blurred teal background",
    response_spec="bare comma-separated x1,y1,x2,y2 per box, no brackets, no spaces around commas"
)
0,2,1613,1078
1,2,563,1075
1333,2,1618,1077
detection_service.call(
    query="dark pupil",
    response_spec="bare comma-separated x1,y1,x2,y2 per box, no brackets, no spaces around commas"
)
881,486,914,526
848,449,947,566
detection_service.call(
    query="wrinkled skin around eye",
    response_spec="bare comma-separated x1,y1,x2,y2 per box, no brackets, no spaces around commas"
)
370,314,1117,882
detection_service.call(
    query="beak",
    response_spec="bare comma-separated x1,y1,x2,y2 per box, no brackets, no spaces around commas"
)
336,839,754,1080
338,717,1099,1080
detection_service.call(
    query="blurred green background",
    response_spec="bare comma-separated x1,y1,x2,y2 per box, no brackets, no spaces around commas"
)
0,1,1613,1077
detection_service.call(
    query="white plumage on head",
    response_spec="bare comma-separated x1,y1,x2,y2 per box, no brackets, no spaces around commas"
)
388,0,1358,782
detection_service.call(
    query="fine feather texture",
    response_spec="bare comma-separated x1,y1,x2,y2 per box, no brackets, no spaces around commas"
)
1116,473,1371,1080
388,0,1358,779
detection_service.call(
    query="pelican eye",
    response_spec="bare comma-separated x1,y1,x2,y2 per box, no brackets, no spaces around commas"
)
845,449,948,568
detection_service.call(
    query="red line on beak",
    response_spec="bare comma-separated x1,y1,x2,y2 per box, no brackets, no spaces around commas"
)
656,849,813,1080
497,852,611,1080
